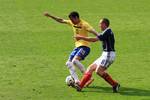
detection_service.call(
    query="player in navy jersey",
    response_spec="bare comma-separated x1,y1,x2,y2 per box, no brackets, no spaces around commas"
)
74,18,120,92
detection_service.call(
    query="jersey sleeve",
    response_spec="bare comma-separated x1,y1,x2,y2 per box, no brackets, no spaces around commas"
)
63,20,72,26
84,23,93,31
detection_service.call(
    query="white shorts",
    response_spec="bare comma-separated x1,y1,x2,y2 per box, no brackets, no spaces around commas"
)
94,51,116,68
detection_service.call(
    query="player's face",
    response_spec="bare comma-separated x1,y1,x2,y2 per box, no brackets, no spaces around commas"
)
99,19,106,31
70,17,80,24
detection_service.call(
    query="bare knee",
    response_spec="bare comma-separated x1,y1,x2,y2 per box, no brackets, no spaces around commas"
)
87,64,97,74
96,66,106,76
72,56,81,65
72,59,77,65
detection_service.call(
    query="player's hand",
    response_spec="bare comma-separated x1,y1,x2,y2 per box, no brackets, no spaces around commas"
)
44,12,50,17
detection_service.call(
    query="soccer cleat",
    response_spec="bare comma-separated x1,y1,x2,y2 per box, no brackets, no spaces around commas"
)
74,83,82,92
69,82,81,91
69,82,76,88
112,83,120,93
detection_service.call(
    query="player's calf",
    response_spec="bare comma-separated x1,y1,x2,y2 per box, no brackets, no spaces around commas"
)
84,78,94,87
66,61,79,83
72,58,85,73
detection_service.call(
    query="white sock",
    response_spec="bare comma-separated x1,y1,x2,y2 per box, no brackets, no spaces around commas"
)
73,59,85,73
66,61,79,83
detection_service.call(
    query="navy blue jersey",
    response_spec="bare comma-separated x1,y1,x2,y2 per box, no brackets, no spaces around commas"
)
98,28,115,52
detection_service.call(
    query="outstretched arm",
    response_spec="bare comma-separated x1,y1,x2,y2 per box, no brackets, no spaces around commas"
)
88,29,99,37
74,35,99,42
44,12,67,24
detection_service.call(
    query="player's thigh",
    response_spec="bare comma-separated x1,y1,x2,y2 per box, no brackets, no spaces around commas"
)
75,46,90,60
109,52,116,64
68,48,79,61
95,65,106,76
94,52,115,69
104,52,116,67
72,55,82,61
86,63,97,73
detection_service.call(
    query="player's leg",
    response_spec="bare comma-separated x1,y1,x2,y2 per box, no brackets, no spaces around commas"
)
66,61,79,83
76,63,97,91
96,66,118,86
95,52,120,92
96,66,120,92
66,48,80,83
72,46,94,87
72,56,85,73
72,55,94,87
72,46,90,73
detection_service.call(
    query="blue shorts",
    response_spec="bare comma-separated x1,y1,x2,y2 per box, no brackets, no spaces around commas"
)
69,46,90,61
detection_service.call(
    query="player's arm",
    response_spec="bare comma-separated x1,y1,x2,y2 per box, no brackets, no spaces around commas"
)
44,12,67,24
88,29,99,36
84,23,99,36
74,35,99,42
98,30,109,41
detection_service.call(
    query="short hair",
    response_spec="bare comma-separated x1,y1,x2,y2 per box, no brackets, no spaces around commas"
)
102,18,110,27
68,11,79,19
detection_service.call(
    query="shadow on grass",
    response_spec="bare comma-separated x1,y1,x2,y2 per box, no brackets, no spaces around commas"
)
81,86,150,97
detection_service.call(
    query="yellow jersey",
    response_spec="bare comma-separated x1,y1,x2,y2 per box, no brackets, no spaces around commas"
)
64,19,93,47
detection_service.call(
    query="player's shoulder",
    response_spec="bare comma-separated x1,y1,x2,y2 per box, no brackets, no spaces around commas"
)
104,28,113,34
106,28,111,32
64,19,73,25
80,19,93,30
81,19,91,26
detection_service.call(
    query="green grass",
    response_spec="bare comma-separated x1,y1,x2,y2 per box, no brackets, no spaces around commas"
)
0,0,150,100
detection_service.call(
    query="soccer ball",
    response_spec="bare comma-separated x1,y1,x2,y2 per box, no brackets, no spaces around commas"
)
65,75,75,86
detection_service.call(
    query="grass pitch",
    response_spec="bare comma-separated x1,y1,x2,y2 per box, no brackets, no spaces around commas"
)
0,0,150,100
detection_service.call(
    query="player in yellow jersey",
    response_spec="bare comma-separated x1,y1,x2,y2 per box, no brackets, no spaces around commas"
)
44,11,98,85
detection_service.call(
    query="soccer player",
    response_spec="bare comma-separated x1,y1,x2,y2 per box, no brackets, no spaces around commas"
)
74,18,120,92
44,11,98,84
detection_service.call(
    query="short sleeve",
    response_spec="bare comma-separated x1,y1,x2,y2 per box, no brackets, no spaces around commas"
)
84,23,93,31
63,20,72,26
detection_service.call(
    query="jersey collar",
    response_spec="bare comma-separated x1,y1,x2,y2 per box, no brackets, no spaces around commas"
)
101,27,110,34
